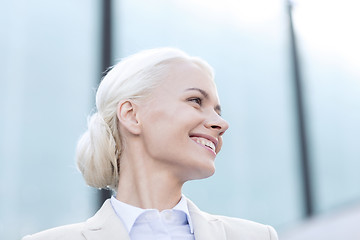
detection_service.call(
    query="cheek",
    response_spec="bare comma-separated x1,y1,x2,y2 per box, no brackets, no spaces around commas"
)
139,101,204,145
140,107,179,143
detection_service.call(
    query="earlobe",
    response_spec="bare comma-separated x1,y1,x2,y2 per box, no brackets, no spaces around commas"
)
117,100,141,135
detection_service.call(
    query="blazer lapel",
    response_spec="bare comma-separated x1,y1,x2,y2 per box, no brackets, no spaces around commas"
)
82,199,130,240
186,198,226,240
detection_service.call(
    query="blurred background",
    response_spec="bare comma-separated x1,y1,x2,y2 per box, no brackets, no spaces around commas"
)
1,0,359,239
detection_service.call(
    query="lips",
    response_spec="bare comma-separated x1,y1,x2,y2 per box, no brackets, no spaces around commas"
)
190,134,218,155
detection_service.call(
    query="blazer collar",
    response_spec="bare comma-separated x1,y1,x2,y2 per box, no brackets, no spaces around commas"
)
186,197,226,240
81,197,226,240
81,199,130,240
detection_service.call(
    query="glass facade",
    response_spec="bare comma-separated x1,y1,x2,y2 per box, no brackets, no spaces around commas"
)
1,0,359,239
0,0,99,239
293,0,360,214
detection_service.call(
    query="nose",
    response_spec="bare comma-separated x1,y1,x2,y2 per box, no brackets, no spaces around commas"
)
204,113,229,136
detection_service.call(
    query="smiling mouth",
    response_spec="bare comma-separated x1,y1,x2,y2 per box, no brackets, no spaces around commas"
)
190,137,216,154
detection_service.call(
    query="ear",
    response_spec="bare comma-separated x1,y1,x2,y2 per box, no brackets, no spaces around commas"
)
117,100,141,135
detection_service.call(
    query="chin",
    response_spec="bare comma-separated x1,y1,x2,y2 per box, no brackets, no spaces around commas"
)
204,167,216,178
187,163,216,181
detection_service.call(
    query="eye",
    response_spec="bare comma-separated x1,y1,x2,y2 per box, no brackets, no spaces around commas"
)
188,97,202,106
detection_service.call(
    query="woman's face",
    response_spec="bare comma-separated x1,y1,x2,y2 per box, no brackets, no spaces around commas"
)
136,61,229,182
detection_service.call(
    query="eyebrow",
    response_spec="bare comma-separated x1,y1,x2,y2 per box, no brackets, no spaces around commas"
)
185,87,222,115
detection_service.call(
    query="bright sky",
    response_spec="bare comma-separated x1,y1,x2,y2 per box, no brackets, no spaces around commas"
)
292,0,360,75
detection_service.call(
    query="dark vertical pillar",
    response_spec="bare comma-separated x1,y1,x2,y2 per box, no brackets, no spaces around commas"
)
287,0,314,217
101,0,113,74
98,0,113,207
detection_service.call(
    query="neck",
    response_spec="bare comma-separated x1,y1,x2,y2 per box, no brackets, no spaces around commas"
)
116,149,184,211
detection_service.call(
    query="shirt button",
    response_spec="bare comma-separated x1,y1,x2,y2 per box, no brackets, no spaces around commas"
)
162,211,173,221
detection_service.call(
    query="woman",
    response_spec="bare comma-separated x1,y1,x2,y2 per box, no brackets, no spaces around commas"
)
22,48,278,240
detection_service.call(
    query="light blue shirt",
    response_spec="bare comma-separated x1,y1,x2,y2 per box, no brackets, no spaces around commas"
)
110,195,195,240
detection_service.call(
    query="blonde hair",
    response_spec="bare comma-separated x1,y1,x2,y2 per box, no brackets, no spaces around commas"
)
76,47,214,190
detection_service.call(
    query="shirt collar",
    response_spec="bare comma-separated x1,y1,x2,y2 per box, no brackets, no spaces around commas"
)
110,194,194,233
173,195,194,233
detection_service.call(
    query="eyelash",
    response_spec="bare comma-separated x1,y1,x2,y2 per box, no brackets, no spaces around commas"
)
188,97,222,116
188,97,202,106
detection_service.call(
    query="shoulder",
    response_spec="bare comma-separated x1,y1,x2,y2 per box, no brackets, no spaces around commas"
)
186,197,278,240
21,222,85,240
211,213,278,240
21,200,124,240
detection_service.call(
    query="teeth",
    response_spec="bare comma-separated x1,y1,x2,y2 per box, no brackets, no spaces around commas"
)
194,137,215,151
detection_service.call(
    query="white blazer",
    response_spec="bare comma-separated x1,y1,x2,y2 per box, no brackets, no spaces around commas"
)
22,198,278,240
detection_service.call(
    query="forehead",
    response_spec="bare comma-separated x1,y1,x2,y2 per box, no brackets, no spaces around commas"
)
159,61,218,96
